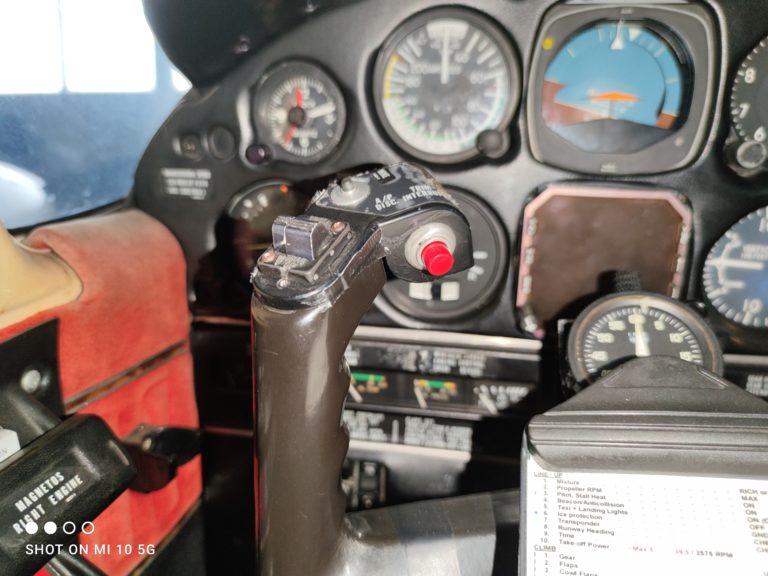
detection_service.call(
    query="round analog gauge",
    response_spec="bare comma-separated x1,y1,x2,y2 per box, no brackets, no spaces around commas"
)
730,37,768,170
373,8,520,163
379,188,507,322
253,61,346,164
702,206,768,328
567,293,722,383
542,20,689,154
228,181,306,277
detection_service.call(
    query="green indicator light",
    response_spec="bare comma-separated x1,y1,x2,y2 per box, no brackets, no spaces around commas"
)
352,373,384,383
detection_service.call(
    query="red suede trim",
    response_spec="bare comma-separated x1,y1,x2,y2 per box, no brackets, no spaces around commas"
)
79,353,202,575
0,210,190,399
0,211,201,575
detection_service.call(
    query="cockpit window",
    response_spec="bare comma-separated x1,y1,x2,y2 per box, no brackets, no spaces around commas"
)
0,0,188,230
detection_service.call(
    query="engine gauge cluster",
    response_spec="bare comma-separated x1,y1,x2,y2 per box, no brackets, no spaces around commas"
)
373,8,521,164
252,61,346,164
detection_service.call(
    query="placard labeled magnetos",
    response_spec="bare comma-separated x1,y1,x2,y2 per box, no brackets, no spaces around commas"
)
523,451,768,576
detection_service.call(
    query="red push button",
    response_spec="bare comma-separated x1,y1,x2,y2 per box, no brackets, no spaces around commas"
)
421,241,454,276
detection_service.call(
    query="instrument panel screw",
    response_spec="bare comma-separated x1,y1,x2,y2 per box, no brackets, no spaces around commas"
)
331,221,346,235
261,250,276,264
340,177,355,192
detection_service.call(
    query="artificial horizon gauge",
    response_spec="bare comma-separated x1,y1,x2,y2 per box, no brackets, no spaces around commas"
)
567,292,722,383
373,8,521,164
702,206,768,328
729,36,768,171
379,188,507,323
527,3,717,175
253,61,346,164
541,20,688,154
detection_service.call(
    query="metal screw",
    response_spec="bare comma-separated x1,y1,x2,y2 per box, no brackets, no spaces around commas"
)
331,222,346,235
261,250,276,264
277,279,289,289
20,368,43,394
340,177,355,192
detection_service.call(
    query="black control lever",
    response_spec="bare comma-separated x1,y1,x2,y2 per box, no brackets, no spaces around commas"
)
0,324,135,575
251,163,473,576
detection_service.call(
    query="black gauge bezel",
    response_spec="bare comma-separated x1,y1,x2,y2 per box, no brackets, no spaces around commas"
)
252,60,347,165
527,3,717,176
372,7,522,165
730,37,768,146
376,187,508,324
567,292,723,383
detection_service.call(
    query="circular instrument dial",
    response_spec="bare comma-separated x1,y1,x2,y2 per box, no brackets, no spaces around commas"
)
228,181,305,277
568,293,722,383
730,37,768,170
374,8,520,163
703,206,768,328
379,188,507,323
542,20,689,154
254,61,346,164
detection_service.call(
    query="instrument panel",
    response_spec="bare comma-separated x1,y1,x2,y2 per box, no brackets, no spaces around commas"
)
132,4,768,567
131,6,768,565
134,0,768,361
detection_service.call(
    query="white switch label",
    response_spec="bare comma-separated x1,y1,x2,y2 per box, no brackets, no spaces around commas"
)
525,451,768,576
0,429,21,464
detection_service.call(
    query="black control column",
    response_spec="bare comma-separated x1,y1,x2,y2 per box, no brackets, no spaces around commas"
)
251,163,473,576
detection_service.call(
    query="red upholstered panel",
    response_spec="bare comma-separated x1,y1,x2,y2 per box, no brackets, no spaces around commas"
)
79,353,201,574
0,210,201,575
0,210,191,398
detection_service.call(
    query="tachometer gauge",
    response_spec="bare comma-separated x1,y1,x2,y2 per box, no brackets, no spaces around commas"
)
379,188,507,323
567,292,722,383
703,207,768,328
253,61,346,164
542,20,688,154
373,8,521,164
729,37,768,171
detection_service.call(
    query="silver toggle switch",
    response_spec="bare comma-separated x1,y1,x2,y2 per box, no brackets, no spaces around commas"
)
272,215,331,262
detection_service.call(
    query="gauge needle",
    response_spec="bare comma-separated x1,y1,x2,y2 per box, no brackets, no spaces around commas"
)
611,20,625,50
708,257,765,270
414,386,428,409
478,392,499,415
283,88,304,143
633,315,651,357
305,101,336,119
441,28,451,85
283,125,296,144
